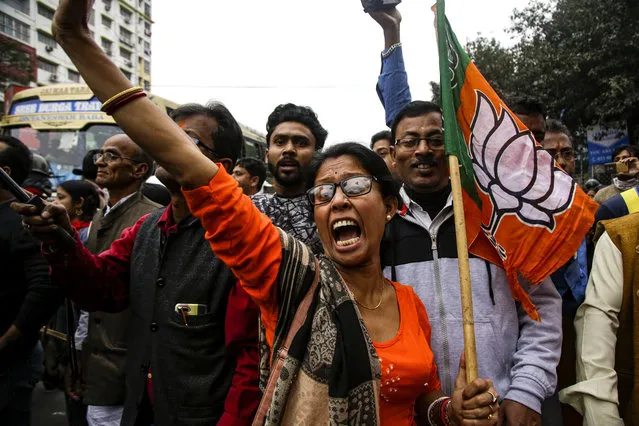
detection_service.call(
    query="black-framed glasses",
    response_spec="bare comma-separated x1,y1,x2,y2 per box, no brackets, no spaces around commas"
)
306,175,377,206
188,136,218,158
395,136,445,151
93,152,143,164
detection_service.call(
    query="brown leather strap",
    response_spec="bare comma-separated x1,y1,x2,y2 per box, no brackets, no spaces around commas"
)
252,259,320,426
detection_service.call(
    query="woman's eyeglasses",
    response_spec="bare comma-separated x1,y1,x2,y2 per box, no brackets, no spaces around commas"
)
307,175,377,206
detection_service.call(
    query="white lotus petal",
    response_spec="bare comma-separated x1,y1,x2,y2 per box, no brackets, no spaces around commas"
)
490,184,520,210
519,148,554,201
470,93,497,147
473,162,492,190
518,202,553,226
495,133,536,193
483,109,520,175
537,171,575,211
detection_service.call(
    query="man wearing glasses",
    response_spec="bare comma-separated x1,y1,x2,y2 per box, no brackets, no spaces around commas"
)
15,103,261,426
380,100,562,426
74,133,162,426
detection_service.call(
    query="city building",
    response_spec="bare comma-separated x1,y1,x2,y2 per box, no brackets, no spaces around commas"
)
0,0,152,99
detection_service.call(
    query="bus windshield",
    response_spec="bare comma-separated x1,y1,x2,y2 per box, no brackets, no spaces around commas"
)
6,124,122,183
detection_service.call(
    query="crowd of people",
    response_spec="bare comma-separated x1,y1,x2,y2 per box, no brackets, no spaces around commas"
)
1,1,638,426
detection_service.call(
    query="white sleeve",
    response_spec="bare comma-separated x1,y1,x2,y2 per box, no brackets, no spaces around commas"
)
74,310,89,351
558,231,624,426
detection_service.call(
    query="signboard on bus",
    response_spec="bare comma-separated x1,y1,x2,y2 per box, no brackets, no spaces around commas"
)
587,122,629,165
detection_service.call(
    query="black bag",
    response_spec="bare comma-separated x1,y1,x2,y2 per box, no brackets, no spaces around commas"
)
361,0,401,13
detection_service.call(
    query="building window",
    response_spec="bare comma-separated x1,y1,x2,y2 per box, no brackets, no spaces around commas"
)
143,80,151,91
37,3,55,20
120,6,133,22
5,0,29,14
68,69,80,82
89,11,95,26
121,69,132,80
101,37,113,54
0,12,30,43
120,47,131,61
37,31,56,49
144,3,151,17
143,59,150,74
119,26,132,46
38,58,57,74
101,15,112,29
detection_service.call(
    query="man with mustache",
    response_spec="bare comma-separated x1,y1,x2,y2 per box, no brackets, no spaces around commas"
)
380,100,562,426
251,103,327,255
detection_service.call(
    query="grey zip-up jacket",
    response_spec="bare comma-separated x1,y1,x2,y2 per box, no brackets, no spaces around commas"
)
381,187,562,413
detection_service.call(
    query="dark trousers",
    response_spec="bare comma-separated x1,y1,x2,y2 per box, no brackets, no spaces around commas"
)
0,342,44,426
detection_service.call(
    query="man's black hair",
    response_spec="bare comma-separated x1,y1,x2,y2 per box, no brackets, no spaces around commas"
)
390,101,442,143
545,119,572,140
171,101,244,164
507,95,547,119
612,144,639,161
370,130,392,150
307,142,399,205
236,157,267,190
265,103,328,150
0,135,33,185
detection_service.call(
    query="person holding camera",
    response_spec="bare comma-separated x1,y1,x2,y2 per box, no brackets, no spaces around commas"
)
594,145,639,204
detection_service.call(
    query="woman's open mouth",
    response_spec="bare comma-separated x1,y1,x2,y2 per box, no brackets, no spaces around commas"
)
332,219,362,247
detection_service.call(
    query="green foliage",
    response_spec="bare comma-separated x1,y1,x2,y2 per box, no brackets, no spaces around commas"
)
465,0,639,133
0,36,35,92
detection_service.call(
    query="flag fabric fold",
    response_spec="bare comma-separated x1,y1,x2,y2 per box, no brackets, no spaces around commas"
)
434,0,598,320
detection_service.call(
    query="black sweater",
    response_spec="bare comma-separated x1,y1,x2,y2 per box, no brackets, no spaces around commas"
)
0,201,63,365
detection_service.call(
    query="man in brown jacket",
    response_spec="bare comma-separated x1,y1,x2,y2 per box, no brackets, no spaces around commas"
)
79,134,161,426
560,212,639,425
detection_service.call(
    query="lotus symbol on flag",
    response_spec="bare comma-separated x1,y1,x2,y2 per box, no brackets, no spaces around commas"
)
469,91,576,239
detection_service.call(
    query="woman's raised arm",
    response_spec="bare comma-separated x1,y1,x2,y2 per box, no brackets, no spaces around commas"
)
52,0,216,189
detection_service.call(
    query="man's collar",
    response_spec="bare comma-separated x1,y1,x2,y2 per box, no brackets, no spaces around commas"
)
398,185,454,214
104,191,138,216
156,203,198,232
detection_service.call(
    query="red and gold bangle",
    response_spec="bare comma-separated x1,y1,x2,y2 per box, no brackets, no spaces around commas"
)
100,87,144,113
103,91,147,116
427,396,451,426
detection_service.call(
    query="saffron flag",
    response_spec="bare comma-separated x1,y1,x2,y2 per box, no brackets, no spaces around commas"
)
434,0,598,320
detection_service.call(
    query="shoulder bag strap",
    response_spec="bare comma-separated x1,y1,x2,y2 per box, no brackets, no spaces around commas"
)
252,259,321,426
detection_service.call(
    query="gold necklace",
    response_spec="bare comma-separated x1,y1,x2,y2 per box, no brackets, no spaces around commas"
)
353,281,386,310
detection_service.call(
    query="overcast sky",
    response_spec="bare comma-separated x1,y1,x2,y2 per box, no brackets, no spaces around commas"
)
151,0,531,146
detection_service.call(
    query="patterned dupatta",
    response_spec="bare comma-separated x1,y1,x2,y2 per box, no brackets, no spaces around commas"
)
258,231,382,425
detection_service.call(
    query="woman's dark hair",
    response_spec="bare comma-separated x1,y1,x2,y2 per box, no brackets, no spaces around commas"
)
58,180,101,222
306,142,400,205
266,103,328,150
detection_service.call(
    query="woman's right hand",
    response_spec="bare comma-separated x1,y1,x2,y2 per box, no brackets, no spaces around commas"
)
52,0,93,40
449,353,500,425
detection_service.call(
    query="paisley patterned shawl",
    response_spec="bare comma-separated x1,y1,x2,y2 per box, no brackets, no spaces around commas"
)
258,230,382,425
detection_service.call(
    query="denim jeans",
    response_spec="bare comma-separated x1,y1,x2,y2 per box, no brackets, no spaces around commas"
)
0,342,44,426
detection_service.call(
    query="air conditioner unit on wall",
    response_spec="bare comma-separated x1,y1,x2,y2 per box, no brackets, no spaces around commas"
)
50,74,58,82
124,17,131,24
45,45,54,52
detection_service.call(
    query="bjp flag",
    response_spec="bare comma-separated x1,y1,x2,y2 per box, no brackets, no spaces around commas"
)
434,0,597,320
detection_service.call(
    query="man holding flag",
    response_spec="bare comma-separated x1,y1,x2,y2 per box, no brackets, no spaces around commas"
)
376,1,597,425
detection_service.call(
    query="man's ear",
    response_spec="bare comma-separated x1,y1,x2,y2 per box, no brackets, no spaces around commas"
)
132,163,149,180
264,149,269,164
1,166,11,177
218,158,234,173
250,175,259,189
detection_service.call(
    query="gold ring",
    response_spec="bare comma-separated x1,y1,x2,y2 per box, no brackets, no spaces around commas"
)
487,390,498,404
487,413,493,420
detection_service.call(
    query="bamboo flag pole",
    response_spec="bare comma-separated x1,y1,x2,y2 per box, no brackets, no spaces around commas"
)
448,154,478,382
